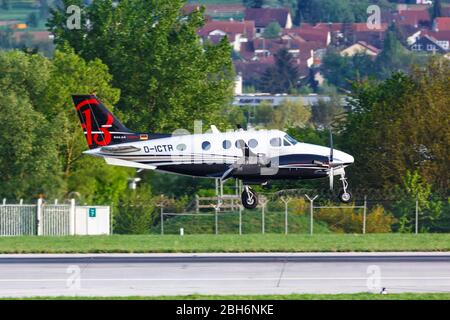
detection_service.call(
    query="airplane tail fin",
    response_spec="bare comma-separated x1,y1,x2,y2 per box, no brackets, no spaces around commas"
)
72,95,145,149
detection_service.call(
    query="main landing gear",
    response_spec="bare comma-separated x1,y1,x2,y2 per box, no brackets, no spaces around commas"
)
241,186,258,209
239,173,353,209
338,174,352,203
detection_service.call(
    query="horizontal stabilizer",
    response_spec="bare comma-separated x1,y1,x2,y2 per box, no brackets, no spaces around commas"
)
104,157,156,170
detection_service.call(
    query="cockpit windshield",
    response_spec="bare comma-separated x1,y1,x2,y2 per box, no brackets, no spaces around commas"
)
284,134,298,146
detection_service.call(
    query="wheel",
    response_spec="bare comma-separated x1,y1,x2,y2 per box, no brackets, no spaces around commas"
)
339,190,352,203
241,188,258,209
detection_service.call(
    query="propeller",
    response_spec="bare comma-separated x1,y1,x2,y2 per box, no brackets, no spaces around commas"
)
329,128,334,191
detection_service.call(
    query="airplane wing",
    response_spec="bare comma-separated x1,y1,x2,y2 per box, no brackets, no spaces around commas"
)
104,157,156,170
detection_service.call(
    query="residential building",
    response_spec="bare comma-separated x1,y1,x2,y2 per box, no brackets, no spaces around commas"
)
198,20,255,52
244,8,292,36
409,34,448,53
340,41,380,57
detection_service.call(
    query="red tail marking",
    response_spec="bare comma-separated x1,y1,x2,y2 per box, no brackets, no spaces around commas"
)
81,109,93,146
77,98,112,146
94,113,113,146
76,99,99,110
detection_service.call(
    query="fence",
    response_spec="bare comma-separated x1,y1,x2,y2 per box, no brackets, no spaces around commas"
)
157,193,441,235
0,199,110,236
0,204,36,236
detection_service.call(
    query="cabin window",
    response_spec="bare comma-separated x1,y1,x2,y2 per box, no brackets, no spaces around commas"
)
235,139,245,148
223,140,231,149
202,141,211,151
270,137,282,147
176,144,187,151
248,139,258,148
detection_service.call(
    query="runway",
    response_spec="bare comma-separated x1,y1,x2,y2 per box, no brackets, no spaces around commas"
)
1,253,450,297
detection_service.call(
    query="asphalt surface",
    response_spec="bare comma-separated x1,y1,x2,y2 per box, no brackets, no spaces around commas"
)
1,253,450,297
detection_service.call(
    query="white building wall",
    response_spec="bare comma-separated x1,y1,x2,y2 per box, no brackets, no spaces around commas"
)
75,206,110,235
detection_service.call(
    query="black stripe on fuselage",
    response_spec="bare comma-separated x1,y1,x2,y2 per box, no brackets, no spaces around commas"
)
114,154,332,179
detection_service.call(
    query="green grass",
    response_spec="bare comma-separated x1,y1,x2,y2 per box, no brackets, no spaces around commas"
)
2,234,450,253
153,211,330,235
4,293,450,300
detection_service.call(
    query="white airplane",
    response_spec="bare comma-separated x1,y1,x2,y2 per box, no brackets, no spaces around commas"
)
73,95,354,209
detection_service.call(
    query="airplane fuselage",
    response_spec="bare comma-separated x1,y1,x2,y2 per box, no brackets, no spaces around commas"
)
86,129,354,184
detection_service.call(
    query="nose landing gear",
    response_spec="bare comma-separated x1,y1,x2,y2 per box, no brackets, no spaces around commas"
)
241,186,258,209
338,174,352,203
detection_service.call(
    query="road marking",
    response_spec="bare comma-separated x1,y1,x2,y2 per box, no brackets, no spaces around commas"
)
1,277,450,282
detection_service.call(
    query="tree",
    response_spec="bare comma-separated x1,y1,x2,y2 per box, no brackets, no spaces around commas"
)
1,0,11,10
297,0,365,24
39,0,50,20
26,12,39,28
269,99,311,129
260,48,300,93
322,50,374,90
311,95,344,128
298,0,394,24
0,49,131,203
0,91,63,200
114,185,155,234
0,27,13,49
287,126,328,146
432,0,443,20
339,57,450,195
392,171,443,233
243,0,264,7
263,22,282,39
47,0,234,133
374,24,418,80
254,101,274,125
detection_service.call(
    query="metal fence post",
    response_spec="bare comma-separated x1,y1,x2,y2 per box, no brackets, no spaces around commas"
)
260,197,268,234
160,206,164,235
305,195,318,235
195,195,199,214
239,205,242,235
281,197,291,235
363,196,367,235
69,198,76,236
110,203,113,235
415,198,419,235
212,201,221,235
215,207,218,235
36,198,43,236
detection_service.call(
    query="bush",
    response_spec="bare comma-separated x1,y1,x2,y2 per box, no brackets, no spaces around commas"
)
114,185,155,234
315,203,394,233
366,205,395,233
291,198,308,215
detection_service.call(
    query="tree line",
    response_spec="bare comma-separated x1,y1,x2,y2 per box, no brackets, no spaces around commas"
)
0,0,448,233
